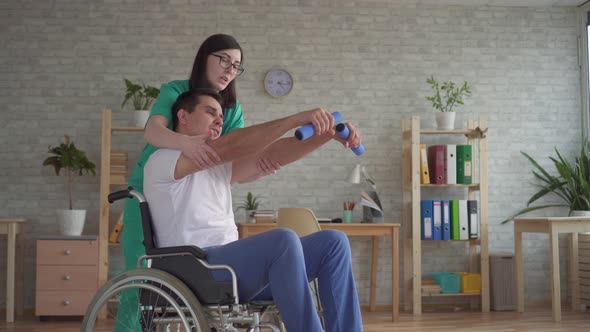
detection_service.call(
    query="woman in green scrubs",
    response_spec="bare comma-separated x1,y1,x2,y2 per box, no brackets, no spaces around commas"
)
117,34,268,331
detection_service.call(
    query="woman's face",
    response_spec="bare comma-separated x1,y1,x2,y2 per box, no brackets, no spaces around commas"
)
205,48,242,92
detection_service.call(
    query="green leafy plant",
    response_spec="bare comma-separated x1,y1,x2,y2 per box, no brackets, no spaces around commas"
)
42,135,96,210
426,76,471,112
236,192,261,211
502,142,590,224
121,79,160,111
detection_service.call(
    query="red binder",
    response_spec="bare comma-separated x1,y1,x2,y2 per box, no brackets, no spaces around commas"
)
428,145,446,184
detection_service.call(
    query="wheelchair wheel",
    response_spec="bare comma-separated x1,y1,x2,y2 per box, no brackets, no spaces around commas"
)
81,268,209,332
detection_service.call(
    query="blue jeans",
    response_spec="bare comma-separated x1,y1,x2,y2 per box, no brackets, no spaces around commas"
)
204,228,363,332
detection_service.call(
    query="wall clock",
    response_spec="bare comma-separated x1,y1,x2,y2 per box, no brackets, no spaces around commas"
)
264,69,293,98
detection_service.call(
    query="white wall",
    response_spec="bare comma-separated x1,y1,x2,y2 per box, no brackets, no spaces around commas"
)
0,0,582,309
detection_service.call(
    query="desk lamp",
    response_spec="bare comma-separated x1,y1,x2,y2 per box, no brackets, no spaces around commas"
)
347,164,376,190
348,164,383,222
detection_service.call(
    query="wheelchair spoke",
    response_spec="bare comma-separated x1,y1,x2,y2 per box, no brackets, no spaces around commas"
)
142,284,158,331
81,269,209,332
82,268,285,332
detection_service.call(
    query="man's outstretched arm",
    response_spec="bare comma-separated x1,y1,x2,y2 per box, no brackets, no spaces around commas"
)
231,132,338,184
174,108,335,179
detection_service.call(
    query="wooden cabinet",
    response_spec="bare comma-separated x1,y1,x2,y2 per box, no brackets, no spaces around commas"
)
98,109,143,289
401,116,490,315
35,237,98,316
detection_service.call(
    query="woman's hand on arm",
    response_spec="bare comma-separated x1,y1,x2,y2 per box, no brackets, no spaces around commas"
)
144,115,221,169
257,157,282,176
180,134,221,169
231,156,282,184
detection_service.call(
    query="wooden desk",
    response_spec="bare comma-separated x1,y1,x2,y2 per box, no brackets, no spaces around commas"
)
238,222,399,321
514,216,590,322
0,218,27,323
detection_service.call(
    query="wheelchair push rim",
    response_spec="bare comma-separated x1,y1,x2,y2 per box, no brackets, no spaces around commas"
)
81,268,209,332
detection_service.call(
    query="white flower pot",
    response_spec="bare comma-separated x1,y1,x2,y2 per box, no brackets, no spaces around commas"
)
435,112,456,130
56,209,86,236
245,210,256,223
133,110,150,128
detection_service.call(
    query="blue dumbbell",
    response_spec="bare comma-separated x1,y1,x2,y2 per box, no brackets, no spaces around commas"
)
294,111,365,155
295,112,342,141
294,112,343,140
335,123,365,156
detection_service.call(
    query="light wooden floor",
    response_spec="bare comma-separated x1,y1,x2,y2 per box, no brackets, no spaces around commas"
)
1,307,589,331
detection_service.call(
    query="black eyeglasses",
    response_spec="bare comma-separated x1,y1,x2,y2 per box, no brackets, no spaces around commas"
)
211,54,244,76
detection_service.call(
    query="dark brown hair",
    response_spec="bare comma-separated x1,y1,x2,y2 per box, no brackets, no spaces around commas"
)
189,34,242,110
172,88,222,131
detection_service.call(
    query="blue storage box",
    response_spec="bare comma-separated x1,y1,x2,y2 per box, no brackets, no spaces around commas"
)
431,272,461,294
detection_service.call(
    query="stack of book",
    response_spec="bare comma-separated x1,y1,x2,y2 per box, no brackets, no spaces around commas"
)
253,210,274,223
110,149,128,185
421,277,442,295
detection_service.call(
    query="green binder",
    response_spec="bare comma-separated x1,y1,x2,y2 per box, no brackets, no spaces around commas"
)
456,145,472,184
450,199,460,240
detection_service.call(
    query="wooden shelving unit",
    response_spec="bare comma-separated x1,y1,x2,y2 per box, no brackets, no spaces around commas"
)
98,109,143,289
401,116,490,315
423,292,481,298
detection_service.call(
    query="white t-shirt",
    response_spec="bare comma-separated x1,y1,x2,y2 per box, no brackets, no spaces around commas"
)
143,149,238,248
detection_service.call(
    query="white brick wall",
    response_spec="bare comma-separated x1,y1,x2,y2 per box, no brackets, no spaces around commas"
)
0,0,581,309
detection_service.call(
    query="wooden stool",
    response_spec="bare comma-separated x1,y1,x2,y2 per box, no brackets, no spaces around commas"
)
0,218,27,322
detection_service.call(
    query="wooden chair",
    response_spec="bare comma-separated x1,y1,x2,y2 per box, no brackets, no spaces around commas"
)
276,208,325,329
276,208,322,237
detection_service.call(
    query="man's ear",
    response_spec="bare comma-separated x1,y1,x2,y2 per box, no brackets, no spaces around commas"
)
177,108,189,126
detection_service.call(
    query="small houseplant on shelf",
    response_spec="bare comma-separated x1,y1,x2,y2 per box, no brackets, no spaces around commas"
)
121,78,160,128
42,135,96,235
425,76,471,130
502,141,590,224
236,192,261,223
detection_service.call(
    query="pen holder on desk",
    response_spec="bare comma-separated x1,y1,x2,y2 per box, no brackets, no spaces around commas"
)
343,210,353,223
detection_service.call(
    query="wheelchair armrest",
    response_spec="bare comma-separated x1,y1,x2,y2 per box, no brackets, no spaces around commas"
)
146,245,207,260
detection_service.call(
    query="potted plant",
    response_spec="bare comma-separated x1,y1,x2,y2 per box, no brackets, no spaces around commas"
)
425,76,471,130
502,142,590,224
121,78,160,127
236,192,261,223
42,135,96,235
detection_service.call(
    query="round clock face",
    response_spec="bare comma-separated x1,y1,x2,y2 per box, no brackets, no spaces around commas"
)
264,69,293,97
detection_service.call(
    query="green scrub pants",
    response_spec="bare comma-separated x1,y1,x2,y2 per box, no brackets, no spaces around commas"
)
115,165,146,331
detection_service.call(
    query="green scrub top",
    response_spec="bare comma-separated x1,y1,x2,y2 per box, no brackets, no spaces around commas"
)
122,79,244,264
116,80,244,332
133,79,244,181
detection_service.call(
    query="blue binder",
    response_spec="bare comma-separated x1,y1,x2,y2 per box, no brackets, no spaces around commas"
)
441,200,451,240
421,200,433,240
432,200,442,240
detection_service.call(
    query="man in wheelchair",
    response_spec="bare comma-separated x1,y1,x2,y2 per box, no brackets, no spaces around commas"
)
142,88,363,331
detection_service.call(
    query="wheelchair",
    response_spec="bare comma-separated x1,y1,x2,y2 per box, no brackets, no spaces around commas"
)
81,188,285,332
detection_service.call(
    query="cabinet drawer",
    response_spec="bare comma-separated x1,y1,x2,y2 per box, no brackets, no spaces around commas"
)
36,265,98,290
37,240,98,265
35,290,94,316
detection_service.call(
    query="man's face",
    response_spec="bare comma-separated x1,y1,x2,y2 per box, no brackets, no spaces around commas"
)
182,95,223,140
